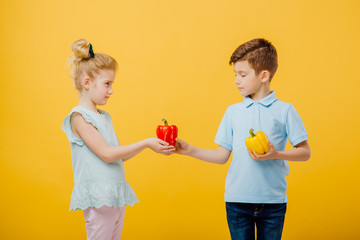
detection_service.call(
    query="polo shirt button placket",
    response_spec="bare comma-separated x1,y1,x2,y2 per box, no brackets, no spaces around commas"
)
254,102,261,129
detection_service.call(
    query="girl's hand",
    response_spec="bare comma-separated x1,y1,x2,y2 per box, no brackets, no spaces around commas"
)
146,138,175,155
248,141,278,161
175,138,190,155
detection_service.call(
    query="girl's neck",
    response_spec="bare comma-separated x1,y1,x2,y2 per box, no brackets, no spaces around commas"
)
78,93,99,114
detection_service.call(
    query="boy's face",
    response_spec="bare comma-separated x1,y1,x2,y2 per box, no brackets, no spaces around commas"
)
233,60,264,98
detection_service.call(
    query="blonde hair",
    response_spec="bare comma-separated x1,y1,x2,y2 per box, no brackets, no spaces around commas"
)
67,39,118,90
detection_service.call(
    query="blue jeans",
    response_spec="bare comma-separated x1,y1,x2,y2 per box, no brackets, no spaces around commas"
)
226,202,287,240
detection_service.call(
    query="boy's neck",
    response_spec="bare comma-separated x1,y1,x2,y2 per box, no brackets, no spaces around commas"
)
249,87,272,101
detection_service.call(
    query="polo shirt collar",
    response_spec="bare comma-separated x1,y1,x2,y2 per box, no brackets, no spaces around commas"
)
244,91,278,108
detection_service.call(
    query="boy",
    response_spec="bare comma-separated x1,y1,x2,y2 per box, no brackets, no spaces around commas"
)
175,38,311,240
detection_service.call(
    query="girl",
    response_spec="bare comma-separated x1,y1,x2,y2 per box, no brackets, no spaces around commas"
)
62,39,175,240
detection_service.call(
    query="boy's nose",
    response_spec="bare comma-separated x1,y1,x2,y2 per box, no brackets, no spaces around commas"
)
234,77,241,85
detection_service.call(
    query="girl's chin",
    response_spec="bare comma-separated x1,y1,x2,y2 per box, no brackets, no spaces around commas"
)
95,101,107,106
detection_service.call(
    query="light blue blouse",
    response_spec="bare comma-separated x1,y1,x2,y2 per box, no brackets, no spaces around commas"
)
215,91,308,203
62,106,139,211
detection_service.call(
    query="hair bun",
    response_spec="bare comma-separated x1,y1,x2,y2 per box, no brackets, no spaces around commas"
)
71,39,91,59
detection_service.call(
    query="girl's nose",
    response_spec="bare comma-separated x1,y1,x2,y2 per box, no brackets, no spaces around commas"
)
234,76,241,85
108,87,113,95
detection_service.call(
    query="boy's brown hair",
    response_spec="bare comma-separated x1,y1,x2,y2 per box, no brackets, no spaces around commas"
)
229,38,278,81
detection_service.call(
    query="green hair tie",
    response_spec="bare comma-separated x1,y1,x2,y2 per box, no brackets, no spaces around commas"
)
89,43,95,58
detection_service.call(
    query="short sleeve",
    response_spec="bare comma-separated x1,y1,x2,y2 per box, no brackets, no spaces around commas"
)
62,113,84,146
61,107,101,146
215,107,233,151
286,105,308,147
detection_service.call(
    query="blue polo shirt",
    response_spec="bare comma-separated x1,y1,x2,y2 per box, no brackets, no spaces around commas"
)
215,91,308,203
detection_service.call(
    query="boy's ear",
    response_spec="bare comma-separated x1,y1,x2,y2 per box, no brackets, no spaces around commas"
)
260,70,271,83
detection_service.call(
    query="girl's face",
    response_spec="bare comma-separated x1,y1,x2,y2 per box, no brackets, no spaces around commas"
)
89,69,115,106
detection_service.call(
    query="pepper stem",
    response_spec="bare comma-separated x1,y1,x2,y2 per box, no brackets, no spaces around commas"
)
162,119,168,125
249,129,256,137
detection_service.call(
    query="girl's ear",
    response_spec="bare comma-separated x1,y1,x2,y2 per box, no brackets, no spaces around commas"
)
260,70,271,83
82,76,91,90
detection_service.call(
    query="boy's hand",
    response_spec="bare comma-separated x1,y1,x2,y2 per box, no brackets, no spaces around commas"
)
147,138,176,155
248,141,278,161
175,138,190,155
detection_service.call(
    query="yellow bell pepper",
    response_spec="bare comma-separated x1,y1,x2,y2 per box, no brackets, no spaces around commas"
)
245,129,270,155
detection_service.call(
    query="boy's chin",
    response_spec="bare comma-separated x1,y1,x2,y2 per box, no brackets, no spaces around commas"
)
238,91,248,97
238,88,248,97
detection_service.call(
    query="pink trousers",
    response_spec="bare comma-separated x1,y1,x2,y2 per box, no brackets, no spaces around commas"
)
83,205,126,240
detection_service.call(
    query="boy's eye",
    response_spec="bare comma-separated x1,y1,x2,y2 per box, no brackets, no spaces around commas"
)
235,73,246,77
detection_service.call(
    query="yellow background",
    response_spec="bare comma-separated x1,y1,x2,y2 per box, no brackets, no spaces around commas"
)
1,0,359,239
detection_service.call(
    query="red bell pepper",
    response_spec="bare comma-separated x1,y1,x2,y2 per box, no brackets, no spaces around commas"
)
156,119,178,146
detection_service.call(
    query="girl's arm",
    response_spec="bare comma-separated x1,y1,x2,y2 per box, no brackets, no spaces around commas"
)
175,138,231,164
71,113,175,163
114,136,133,162
249,140,311,162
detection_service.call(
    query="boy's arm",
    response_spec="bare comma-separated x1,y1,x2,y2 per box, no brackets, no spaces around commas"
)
249,140,311,162
176,138,231,164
